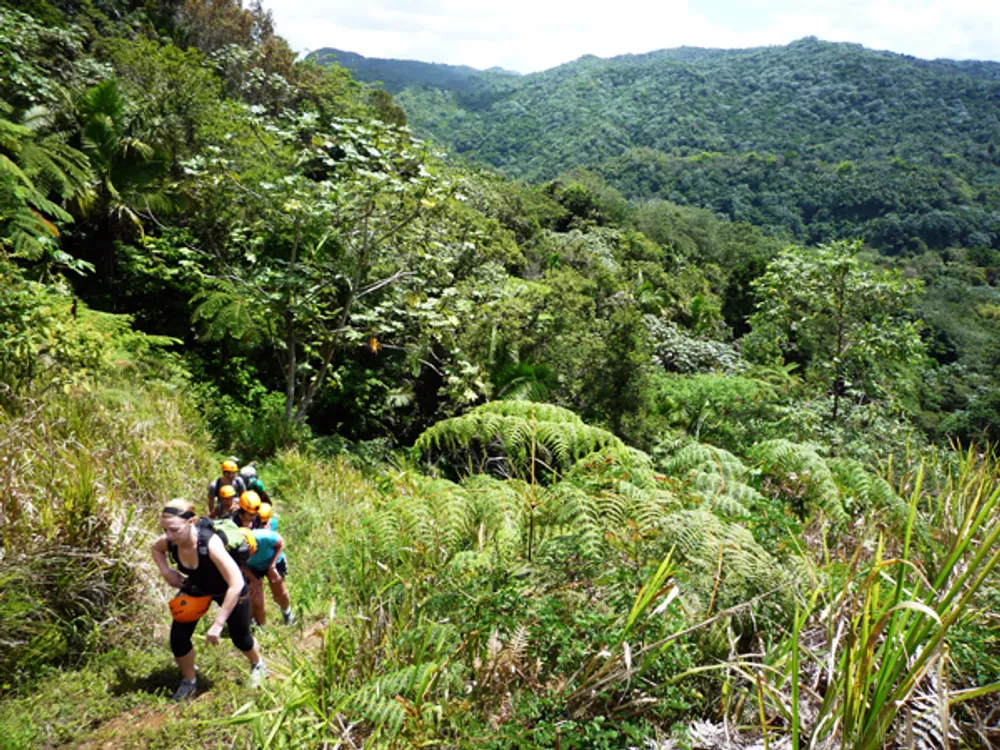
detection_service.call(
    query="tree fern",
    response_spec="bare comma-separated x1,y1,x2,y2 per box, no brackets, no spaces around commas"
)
414,400,626,479
657,509,794,617
656,441,763,518
476,399,584,424
460,474,525,558
749,439,849,525
1,101,89,262
827,457,929,544
552,447,680,559
191,285,267,344
659,441,751,481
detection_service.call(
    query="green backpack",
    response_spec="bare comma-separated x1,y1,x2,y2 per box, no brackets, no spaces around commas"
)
195,517,256,565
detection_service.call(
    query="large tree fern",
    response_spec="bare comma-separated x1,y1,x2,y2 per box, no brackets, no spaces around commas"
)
749,438,849,525
414,400,627,480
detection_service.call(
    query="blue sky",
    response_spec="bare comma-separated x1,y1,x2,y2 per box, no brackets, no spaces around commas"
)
265,0,1000,72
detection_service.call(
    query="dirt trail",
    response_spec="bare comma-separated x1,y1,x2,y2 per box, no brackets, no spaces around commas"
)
57,619,327,749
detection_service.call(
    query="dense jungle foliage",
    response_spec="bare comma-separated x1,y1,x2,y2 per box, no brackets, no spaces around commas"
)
372,39,1000,254
2,2,1000,748
311,48,517,95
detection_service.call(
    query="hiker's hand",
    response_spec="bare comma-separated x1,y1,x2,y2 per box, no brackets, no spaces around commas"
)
206,623,223,646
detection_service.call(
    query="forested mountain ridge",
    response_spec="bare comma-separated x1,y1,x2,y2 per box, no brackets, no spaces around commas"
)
354,37,1000,254
391,36,1000,182
309,47,519,94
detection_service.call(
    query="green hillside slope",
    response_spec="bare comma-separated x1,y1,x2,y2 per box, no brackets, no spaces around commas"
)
310,47,519,94
396,37,1000,181
383,37,1000,250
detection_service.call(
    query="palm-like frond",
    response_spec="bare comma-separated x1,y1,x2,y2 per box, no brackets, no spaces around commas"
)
414,400,626,479
749,439,849,525
191,286,266,344
1,101,90,260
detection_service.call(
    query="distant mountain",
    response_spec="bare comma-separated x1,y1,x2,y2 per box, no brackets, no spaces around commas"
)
309,48,519,94
366,37,1000,252
391,37,1000,182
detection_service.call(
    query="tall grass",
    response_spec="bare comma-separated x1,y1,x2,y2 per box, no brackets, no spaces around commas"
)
0,378,216,689
728,451,1000,749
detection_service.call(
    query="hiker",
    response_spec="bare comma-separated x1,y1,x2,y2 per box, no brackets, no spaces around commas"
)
239,464,272,505
207,459,246,517
151,499,266,701
246,510,294,626
209,484,238,520
258,502,291,620
258,500,279,532
236,490,262,528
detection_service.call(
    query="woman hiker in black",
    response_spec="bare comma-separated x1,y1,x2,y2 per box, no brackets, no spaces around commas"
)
151,499,266,700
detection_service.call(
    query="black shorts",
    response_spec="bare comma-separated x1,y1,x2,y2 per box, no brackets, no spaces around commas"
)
170,590,254,656
248,558,288,580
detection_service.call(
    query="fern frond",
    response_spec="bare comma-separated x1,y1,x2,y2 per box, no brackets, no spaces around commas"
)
659,509,794,617
749,439,848,526
659,442,751,481
827,457,929,543
685,470,763,517
191,285,265,344
415,401,625,479
477,400,583,424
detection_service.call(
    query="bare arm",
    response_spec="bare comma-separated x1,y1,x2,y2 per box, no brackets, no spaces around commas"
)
151,536,186,590
267,535,284,569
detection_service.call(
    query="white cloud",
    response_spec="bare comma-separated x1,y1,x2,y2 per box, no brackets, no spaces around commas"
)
267,0,1000,72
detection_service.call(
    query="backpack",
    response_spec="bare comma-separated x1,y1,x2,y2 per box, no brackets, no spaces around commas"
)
196,517,257,566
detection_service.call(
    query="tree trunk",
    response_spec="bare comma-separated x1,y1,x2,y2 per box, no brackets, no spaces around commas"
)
831,265,847,424
284,218,300,424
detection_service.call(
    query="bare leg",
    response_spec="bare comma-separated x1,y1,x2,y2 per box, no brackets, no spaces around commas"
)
249,577,267,625
241,641,261,666
267,575,291,611
176,648,196,680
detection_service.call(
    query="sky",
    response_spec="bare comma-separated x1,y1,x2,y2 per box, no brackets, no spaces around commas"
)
265,0,1000,73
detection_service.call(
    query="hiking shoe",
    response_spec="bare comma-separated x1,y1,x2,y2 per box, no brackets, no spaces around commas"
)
282,609,295,626
172,679,197,702
249,661,267,688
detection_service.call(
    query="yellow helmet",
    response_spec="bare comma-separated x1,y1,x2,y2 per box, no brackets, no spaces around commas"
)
218,485,237,500
239,491,262,514
258,502,274,524
221,460,239,473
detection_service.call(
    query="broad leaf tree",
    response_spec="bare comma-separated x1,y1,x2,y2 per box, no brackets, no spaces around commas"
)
189,108,480,424
743,240,925,422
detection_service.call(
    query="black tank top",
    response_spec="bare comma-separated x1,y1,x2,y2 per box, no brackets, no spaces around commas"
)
167,520,236,597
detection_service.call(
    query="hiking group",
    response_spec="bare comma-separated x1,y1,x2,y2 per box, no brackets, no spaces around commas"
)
151,460,294,701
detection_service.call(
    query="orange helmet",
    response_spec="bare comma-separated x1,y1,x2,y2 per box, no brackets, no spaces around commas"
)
219,485,237,501
258,502,274,524
221,460,239,473
239,490,261,514
169,594,213,623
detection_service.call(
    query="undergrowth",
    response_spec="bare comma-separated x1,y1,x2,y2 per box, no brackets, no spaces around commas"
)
0,374,215,690
2,398,998,749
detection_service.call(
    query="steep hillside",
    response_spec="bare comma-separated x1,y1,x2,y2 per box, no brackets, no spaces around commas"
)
393,37,1000,182
375,37,1000,250
5,4,1000,748
310,47,519,93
